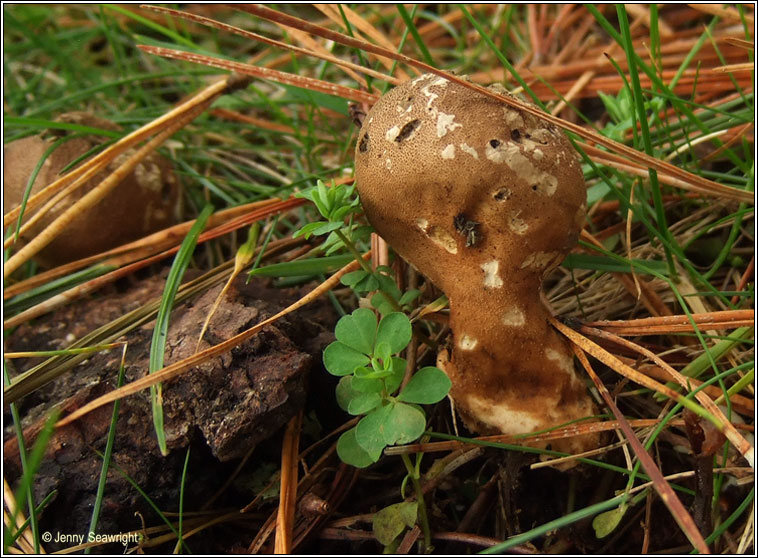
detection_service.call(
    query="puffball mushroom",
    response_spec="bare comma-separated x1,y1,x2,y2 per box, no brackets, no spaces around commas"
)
3,112,180,268
354,74,598,456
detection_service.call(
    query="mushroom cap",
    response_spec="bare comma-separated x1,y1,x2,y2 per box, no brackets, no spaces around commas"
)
354,74,586,290
3,113,180,267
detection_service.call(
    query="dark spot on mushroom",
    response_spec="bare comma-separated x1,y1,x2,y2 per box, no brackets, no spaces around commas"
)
524,132,532,139
395,119,421,143
453,213,480,247
349,103,366,128
531,184,538,192
493,189,511,201
511,129,521,142
359,133,369,153
453,213,467,233
489,139,500,148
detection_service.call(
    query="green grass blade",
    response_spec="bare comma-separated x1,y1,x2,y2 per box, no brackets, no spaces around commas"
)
177,448,191,553
458,4,545,108
103,4,198,49
5,263,117,317
3,116,122,138
700,487,754,550
85,347,127,554
92,449,192,553
149,203,214,455
396,5,435,67
9,134,70,243
248,254,353,278
3,362,40,554
480,493,629,553
3,490,57,550
615,5,674,276
9,409,60,554
562,254,669,275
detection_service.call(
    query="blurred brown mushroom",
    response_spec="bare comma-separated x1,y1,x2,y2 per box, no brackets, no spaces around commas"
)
354,74,599,456
3,112,180,268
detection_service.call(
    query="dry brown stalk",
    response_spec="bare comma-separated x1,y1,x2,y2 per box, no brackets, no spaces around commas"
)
274,411,303,554
558,319,754,467
584,309,754,332
3,198,284,300
572,345,710,554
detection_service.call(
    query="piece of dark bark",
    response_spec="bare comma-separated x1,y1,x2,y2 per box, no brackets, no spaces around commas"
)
4,272,337,553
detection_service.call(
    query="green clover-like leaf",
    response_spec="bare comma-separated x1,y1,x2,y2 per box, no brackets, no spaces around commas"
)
355,404,392,460
341,269,380,292
375,272,402,301
370,291,397,316
335,375,359,412
384,357,407,395
593,504,627,538
373,341,392,369
336,427,375,468
372,501,418,546
397,366,451,404
323,341,369,376
375,312,412,355
351,374,384,394
335,308,376,354
381,402,426,446
347,392,382,415
398,289,421,306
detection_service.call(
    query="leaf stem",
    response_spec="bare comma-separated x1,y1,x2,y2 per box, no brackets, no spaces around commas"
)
335,228,373,274
400,453,432,552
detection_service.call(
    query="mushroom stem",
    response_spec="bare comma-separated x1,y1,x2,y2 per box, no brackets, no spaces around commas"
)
439,274,594,451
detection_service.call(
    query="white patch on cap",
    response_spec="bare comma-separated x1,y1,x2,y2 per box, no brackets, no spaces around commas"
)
385,158,392,170
411,73,431,85
420,75,448,109
501,307,525,326
459,143,479,159
530,129,552,143
458,334,478,351
427,226,458,254
415,218,429,232
504,109,525,129
436,112,462,138
485,141,558,196
385,125,401,142
508,212,528,235
481,259,503,288
441,144,455,159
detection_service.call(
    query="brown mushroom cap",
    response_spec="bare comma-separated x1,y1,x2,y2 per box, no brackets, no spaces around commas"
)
3,112,180,267
354,74,586,287
354,74,598,457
